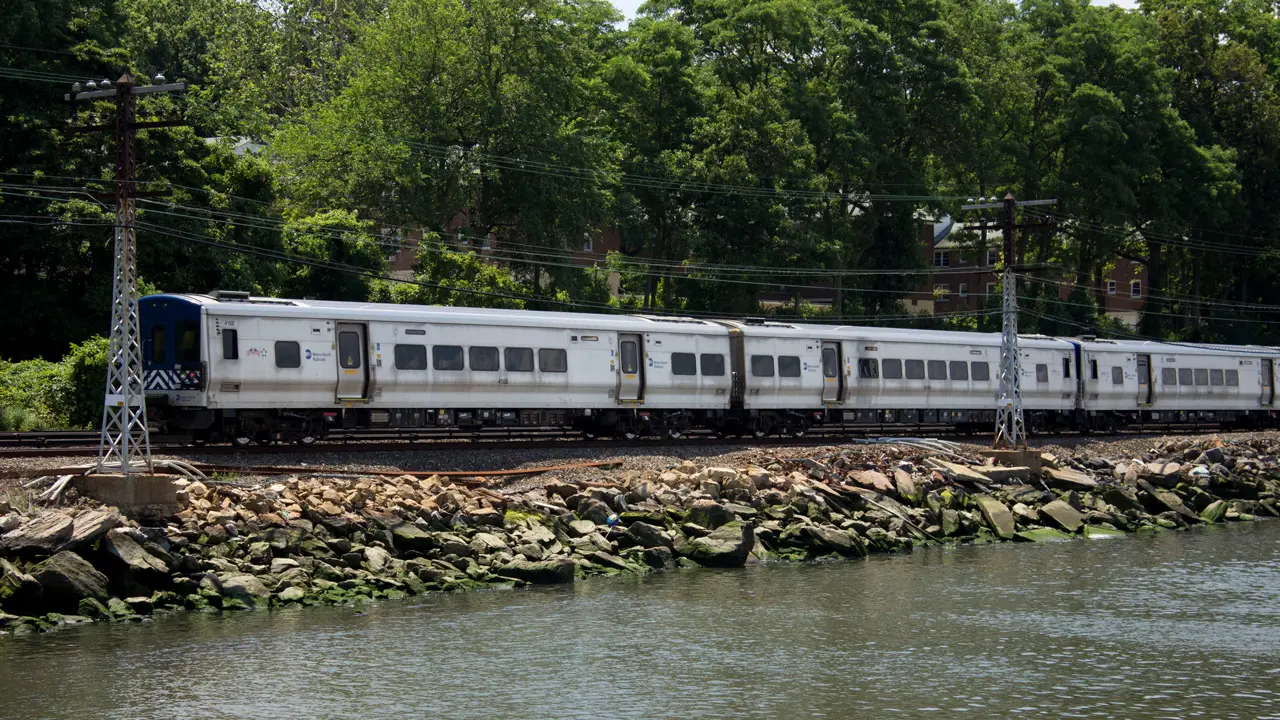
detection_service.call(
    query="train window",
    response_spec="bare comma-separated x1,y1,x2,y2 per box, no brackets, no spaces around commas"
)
222,329,238,360
700,354,725,376
394,344,427,370
1179,368,1194,385
927,360,947,380
505,347,534,372
539,348,568,373
1090,359,1098,380
1111,366,1123,385
882,359,903,379
671,352,696,376
1194,369,1209,386
751,355,775,377
1062,357,1071,379
1226,369,1240,386
1210,369,1224,386
621,341,639,374
949,361,968,381
275,341,300,368
176,320,200,364
150,325,166,363
778,356,801,378
433,345,464,371
859,358,879,379
339,332,363,369
904,360,925,380
971,362,989,381
1035,364,1049,383
469,346,499,372
823,348,839,378
1162,368,1178,385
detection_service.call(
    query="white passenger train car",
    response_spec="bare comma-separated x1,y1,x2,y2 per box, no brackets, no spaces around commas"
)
139,292,1279,444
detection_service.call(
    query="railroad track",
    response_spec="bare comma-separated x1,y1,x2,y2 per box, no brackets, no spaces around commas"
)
0,424,1238,459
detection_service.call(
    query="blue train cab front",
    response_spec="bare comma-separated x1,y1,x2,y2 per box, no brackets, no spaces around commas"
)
140,294,206,393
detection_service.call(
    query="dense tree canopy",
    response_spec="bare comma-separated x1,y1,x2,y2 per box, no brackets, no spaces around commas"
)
3,0,1280,364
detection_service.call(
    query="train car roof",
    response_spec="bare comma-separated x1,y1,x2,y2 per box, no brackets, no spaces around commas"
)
146,294,735,334
726,320,1072,348
1073,337,1279,357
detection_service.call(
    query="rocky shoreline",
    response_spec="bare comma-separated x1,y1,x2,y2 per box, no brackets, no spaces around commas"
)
2,436,1278,636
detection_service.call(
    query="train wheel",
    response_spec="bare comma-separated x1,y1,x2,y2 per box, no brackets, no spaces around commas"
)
256,437,273,446
667,428,685,440
790,427,807,439
582,430,598,440
297,434,318,446
622,430,640,441
231,435,253,448
751,427,768,440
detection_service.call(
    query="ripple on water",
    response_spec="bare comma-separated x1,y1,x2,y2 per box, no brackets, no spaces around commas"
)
1,522,1278,719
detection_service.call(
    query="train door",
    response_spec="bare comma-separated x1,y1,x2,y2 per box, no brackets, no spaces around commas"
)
335,322,369,400
821,341,843,403
1263,359,1275,406
1136,353,1153,405
617,333,644,402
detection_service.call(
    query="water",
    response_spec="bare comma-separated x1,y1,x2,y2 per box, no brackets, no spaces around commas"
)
3,522,1280,719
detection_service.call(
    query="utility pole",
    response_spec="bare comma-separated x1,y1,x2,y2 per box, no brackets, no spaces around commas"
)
961,192,1057,449
66,73,187,476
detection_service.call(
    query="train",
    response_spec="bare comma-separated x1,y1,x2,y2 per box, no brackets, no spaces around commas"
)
137,291,1280,445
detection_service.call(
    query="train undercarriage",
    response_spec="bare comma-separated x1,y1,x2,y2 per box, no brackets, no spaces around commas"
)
145,403,1280,446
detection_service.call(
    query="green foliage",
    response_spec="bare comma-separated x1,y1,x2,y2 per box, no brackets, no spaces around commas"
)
60,336,110,429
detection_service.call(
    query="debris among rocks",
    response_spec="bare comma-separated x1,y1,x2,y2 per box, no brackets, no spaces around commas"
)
1,433,1278,636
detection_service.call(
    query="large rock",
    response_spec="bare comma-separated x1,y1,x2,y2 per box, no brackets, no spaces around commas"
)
29,551,108,612
941,509,961,536
974,496,1016,539
497,557,576,585
893,470,919,504
1045,467,1098,491
103,528,169,578
0,558,41,611
1039,500,1084,533
850,470,895,493
623,521,671,549
1199,499,1229,523
0,511,74,555
390,522,434,553
685,499,735,530
684,522,755,568
219,573,270,608
576,498,613,525
363,546,392,573
799,525,866,557
63,510,121,549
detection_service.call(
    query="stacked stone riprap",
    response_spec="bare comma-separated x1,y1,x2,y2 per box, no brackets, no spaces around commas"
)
2,435,1278,635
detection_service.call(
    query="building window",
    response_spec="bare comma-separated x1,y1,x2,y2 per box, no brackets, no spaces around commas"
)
987,248,999,266
958,283,968,297
933,250,950,267
986,283,996,296
934,284,950,300
582,236,593,252
1131,280,1142,298
1107,280,1117,295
